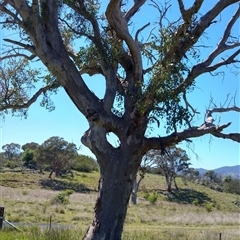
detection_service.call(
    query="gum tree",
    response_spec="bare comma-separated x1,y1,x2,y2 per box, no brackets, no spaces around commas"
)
0,1,239,239
149,146,191,192
34,136,78,178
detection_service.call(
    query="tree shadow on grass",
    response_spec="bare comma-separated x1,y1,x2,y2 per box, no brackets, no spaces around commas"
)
40,179,91,193
166,188,211,204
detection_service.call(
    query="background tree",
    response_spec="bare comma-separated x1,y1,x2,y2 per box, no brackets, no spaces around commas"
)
21,148,36,169
0,1,239,239
72,155,99,173
204,170,216,182
22,142,39,151
21,142,39,169
224,177,240,195
2,143,21,160
2,143,22,168
151,146,191,192
34,136,78,178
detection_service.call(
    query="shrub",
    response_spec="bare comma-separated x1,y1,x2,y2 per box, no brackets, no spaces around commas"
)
143,192,150,200
192,199,199,206
4,160,19,169
203,203,213,212
72,155,99,172
146,192,158,204
22,190,28,195
65,189,74,196
51,192,70,205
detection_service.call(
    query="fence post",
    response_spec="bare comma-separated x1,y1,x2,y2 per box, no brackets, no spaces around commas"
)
49,215,52,230
219,233,221,240
0,207,4,230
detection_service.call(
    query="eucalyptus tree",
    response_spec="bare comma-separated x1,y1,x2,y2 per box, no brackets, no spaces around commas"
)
2,143,21,160
34,136,78,178
149,146,191,192
0,1,240,239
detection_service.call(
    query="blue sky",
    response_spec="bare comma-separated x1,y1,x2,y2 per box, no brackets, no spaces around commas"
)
0,1,239,170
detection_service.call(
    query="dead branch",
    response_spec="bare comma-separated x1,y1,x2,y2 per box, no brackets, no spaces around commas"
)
210,106,240,113
124,0,147,23
135,22,150,42
143,121,238,153
173,4,240,95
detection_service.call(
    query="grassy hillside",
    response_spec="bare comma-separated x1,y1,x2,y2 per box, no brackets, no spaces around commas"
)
0,170,239,239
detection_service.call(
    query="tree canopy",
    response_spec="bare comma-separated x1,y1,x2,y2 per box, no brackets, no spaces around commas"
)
0,1,239,239
2,143,21,160
151,146,191,191
34,136,78,178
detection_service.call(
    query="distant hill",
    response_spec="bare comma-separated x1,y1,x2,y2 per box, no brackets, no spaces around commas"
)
195,165,240,179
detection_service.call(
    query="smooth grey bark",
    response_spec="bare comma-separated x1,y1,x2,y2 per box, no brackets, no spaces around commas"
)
131,179,138,205
82,130,142,240
131,173,144,205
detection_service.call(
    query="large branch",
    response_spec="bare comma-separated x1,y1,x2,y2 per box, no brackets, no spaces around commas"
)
210,106,240,113
143,122,239,153
173,3,240,94
175,0,239,62
177,0,204,23
211,131,240,142
106,0,143,80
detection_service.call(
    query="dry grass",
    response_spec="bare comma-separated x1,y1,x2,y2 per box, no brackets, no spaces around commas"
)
0,170,240,238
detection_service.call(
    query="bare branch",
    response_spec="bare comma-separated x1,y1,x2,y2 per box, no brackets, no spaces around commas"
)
0,85,53,111
2,38,36,55
210,106,240,113
177,0,204,23
0,53,36,61
124,0,147,23
143,121,239,154
173,4,240,95
211,131,240,142
205,49,240,72
135,22,150,42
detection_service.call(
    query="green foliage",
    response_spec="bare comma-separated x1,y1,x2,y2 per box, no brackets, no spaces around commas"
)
21,148,36,168
143,192,150,200
203,202,213,212
72,155,99,172
65,189,74,196
2,142,21,160
145,191,158,204
34,136,78,177
1,227,240,240
139,25,196,133
22,142,39,151
0,58,58,116
224,175,232,183
145,146,191,192
224,179,240,195
192,199,199,206
50,190,74,205
204,170,216,181
4,160,19,169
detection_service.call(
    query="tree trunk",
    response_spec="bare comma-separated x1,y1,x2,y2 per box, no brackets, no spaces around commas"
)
174,177,179,190
131,174,144,205
165,175,172,192
131,179,138,205
49,169,54,179
83,151,140,240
